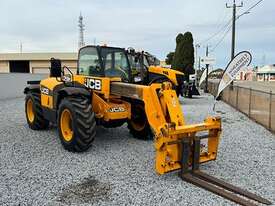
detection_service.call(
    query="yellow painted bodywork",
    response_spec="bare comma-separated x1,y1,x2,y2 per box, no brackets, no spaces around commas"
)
40,78,61,109
39,75,130,121
148,66,184,86
92,92,131,121
132,82,222,174
41,95,53,109
73,76,121,99
39,74,221,175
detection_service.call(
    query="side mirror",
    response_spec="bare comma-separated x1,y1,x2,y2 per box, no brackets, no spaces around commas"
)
61,74,72,82
61,66,74,83
127,47,135,55
50,58,62,77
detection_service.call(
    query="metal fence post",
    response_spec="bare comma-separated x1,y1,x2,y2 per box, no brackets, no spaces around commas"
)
236,86,239,108
248,88,252,118
269,91,272,130
229,86,232,106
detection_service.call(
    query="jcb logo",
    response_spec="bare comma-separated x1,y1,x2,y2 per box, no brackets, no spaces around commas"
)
85,78,102,90
109,107,125,113
41,87,50,95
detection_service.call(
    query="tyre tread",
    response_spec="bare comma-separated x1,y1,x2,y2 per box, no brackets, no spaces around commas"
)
58,97,96,152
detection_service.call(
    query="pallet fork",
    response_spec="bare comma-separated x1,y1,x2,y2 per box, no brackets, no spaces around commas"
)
180,137,272,206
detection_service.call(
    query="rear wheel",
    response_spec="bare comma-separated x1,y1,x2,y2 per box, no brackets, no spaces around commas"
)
58,97,96,152
25,92,49,130
188,90,193,98
127,102,153,140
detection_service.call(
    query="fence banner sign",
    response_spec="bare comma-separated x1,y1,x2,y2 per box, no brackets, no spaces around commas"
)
199,67,213,86
216,51,252,99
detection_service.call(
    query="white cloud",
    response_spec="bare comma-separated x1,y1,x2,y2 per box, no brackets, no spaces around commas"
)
0,0,274,67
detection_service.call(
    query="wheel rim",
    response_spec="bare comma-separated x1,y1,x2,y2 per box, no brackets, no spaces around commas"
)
60,109,73,142
131,105,146,131
26,98,35,123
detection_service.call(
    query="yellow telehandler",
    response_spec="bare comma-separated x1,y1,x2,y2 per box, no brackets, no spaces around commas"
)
127,49,200,98
24,45,270,206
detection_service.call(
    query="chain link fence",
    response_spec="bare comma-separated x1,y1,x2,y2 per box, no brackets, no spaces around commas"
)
208,81,275,133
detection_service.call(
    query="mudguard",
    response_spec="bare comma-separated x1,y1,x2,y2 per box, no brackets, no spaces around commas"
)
23,84,40,94
57,86,91,98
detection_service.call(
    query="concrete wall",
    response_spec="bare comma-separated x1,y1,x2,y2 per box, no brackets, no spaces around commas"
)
0,60,77,74
30,60,77,74
0,61,9,73
0,73,47,100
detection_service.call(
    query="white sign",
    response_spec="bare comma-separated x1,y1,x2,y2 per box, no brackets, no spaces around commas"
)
201,57,216,65
216,51,252,99
199,67,213,86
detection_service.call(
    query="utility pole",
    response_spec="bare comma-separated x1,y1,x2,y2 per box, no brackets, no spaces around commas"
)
204,45,209,93
226,1,243,88
195,44,200,87
226,0,243,60
198,57,201,71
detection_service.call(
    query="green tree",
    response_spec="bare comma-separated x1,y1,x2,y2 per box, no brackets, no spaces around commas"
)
165,52,174,65
171,32,195,75
171,33,184,71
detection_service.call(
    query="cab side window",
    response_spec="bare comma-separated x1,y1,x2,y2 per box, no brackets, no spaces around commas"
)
102,49,130,81
114,52,129,79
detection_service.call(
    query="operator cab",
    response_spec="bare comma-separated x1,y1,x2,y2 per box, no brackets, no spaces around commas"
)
78,46,131,82
127,50,161,84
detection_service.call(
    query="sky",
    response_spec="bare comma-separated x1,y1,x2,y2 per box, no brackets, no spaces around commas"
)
0,0,274,68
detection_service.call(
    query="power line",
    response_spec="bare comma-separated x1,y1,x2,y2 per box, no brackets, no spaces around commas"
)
213,9,231,32
199,18,231,45
199,0,264,47
210,0,264,53
210,23,232,53
238,0,264,19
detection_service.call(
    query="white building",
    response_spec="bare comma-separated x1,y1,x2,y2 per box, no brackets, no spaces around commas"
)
0,52,77,74
257,65,275,81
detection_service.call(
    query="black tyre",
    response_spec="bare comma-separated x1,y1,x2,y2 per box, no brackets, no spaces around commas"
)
57,97,96,152
175,86,181,97
127,102,153,140
188,88,193,98
25,92,49,130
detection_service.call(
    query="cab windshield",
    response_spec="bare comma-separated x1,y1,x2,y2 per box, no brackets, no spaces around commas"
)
78,46,130,81
78,47,102,76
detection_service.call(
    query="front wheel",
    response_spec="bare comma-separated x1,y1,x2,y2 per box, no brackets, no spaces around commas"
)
127,102,153,140
57,97,96,152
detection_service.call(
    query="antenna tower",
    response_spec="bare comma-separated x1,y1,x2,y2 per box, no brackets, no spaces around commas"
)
78,13,85,48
